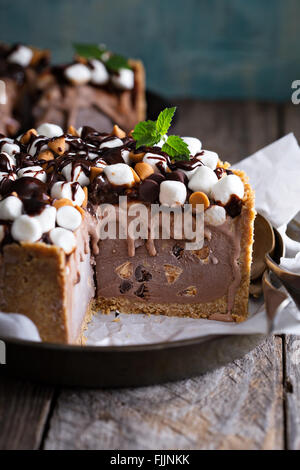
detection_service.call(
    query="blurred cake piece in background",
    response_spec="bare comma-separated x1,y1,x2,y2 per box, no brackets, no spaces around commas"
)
32,44,146,133
0,43,50,135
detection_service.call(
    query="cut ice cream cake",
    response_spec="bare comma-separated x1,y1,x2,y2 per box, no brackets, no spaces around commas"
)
0,108,255,343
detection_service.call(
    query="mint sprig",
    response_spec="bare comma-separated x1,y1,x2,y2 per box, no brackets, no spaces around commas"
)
132,107,190,160
73,44,131,72
156,107,176,136
73,43,107,60
105,54,131,72
161,135,189,160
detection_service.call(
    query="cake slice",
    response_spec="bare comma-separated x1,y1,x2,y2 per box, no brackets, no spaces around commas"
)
0,109,255,343
32,44,146,134
0,43,49,135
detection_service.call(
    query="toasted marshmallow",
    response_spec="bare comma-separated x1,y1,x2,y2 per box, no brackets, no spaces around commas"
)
197,150,219,170
0,171,16,183
65,63,91,85
111,68,134,90
11,215,42,242
121,149,130,165
18,165,47,183
33,206,56,233
49,227,76,255
159,180,187,207
51,181,85,206
188,166,218,195
1,143,20,157
8,45,33,67
143,153,168,173
204,205,226,226
100,137,123,149
62,163,90,186
90,59,109,85
104,163,134,187
37,123,63,139
56,206,82,231
0,225,5,243
0,196,23,221
182,137,202,156
211,174,244,205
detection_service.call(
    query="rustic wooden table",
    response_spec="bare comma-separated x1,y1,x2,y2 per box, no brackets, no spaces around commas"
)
0,100,299,450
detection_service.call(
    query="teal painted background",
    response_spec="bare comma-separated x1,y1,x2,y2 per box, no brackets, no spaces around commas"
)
0,0,298,100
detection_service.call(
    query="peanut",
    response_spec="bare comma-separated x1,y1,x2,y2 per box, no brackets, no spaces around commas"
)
134,162,154,180
189,191,210,210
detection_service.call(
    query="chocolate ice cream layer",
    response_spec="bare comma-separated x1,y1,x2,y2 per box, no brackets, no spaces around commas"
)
94,216,242,313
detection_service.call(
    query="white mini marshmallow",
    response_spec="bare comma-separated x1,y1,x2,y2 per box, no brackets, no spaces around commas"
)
28,137,48,156
159,180,187,207
65,63,91,85
33,206,56,233
104,163,134,187
8,45,33,67
121,149,130,165
0,152,16,169
37,123,63,139
156,135,168,148
182,137,202,156
100,138,123,149
211,174,244,205
0,196,23,221
62,163,90,186
0,171,16,183
1,143,20,157
90,59,109,85
188,166,218,195
111,68,134,90
49,227,76,255
18,165,47,183
143,153,168,173
56,206,82,231
77,127,83,137
94,159,107,169
51,181,85,206
11,215,42,242
0,225,5,243
0,137,14,144
204,205,226,226
180,161,202,180
197,150,219,170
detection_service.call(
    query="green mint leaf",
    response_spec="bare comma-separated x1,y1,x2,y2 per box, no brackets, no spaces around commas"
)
73,43,107,60
132,120,161,148
161,135,190,160
105,54,131,71
156,107,176,136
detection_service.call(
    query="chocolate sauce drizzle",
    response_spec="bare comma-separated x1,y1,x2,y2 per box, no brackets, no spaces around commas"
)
0,124,244,248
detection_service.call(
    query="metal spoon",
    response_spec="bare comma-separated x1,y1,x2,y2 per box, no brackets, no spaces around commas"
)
249,213,276,296
251,213,275,281
266,254,300,310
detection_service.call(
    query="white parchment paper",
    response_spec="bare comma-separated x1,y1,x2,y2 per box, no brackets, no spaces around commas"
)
1,133,300,344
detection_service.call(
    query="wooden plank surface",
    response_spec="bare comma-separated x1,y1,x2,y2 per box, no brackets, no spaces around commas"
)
44,337,283,450
0,376,54,450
